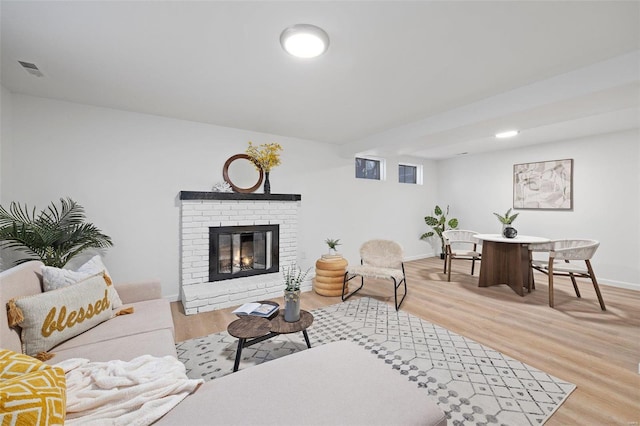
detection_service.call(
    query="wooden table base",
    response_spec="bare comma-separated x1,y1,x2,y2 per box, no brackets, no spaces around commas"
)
478,240,531,296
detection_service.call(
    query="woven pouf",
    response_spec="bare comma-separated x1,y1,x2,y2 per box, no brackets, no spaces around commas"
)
313,255,348,297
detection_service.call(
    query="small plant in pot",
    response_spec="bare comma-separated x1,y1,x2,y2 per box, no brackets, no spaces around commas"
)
420,205,458,259
325,238,341,255
282,264,311,322
493,208,519,238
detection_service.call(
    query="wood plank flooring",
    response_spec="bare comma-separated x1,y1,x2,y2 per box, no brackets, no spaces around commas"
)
170,257,640,425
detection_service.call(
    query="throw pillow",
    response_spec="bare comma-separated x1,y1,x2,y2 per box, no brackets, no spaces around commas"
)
0,349,52,379
0,349,66,426
8,273,114,359
41,255,123,309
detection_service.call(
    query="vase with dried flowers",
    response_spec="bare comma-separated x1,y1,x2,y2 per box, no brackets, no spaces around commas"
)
246,142,283,194
282,264,310,322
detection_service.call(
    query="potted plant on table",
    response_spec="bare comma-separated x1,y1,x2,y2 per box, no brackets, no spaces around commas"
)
0,197,113,267
420,205,458,259
493,208,519,238
325,238,341,255
282,264,311,322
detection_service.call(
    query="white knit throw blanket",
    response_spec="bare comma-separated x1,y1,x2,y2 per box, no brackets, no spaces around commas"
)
55,355,203,425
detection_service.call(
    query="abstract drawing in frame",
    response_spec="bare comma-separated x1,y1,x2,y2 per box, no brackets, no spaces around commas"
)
513,159,573,209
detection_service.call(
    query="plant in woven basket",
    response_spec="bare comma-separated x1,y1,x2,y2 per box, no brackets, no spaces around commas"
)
420,205,458,258
0,197,113,268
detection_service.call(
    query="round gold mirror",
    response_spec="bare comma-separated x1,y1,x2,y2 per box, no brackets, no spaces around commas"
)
223,154,263,193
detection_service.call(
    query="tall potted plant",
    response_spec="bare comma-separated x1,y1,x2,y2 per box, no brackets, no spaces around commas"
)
0,198,113,267
420,205,458,258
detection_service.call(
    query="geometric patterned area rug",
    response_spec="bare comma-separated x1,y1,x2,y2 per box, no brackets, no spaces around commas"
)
176,297,575,425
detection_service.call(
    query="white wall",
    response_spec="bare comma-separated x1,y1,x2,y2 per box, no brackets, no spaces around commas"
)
438,129,640,289
3,93,636,296
0,94,437,298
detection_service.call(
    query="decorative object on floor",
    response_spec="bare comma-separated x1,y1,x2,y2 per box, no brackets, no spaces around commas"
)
325,237,341,255
222,154,263,193
442,230,482,281
513,159,573,209
176,297,576,425
530,239,606,310
282,264,310,322
0,197,113,268
421,205,459,259
245,141,282,194
211,181,233,193
343,240,407,310
313,254,348,297
55,355,202,425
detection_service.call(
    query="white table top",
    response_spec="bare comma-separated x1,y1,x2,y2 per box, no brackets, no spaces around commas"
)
474,234,550,244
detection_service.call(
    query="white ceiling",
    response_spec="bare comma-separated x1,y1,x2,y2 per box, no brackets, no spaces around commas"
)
1,1,639,159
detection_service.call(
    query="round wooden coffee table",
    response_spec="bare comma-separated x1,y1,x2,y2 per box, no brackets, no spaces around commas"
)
227,309,314,372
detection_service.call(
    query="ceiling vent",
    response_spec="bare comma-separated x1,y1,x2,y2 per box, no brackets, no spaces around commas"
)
18,61,44,77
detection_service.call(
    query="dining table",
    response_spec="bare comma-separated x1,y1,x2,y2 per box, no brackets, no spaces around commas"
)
473,233,550,296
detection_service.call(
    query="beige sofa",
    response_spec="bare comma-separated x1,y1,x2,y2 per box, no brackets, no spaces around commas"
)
1,260,446,426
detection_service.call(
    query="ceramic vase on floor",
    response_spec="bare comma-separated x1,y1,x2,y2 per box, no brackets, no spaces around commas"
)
284,289,300,322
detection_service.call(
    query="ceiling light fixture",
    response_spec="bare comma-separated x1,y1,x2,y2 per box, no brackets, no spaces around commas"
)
280,24,329,58
495,130,519,139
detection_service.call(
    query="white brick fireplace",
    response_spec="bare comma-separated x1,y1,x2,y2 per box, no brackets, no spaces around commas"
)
179,191,310,315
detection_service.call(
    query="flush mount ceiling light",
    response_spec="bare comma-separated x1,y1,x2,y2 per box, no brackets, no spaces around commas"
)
495,130,519,139
280,24,329,58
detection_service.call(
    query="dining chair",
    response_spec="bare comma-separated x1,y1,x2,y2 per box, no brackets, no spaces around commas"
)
342,240,407,310
530,239,606,310
442,230,482,282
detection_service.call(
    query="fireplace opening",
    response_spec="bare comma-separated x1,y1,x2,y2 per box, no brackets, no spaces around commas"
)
209,225,279,281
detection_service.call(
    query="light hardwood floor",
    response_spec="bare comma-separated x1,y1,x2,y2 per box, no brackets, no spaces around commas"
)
170,257,640,425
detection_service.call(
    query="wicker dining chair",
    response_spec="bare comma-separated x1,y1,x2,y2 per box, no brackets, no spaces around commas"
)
342,240,407,310
442,230,482,282
530,239,606,310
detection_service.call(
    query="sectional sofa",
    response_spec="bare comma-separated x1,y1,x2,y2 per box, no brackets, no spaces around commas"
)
1,260,446,425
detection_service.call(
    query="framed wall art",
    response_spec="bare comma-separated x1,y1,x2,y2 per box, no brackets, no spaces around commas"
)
513,159,573,209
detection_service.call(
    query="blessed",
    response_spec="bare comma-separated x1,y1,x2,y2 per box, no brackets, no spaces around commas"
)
41,290,111,337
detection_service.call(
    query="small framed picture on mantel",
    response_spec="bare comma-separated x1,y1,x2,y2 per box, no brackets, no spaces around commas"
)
513,159,573,210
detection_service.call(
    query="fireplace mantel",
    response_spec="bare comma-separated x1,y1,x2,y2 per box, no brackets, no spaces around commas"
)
179,191,301,202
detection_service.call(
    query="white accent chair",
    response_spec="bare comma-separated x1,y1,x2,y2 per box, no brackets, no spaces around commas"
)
530,239,606,310
342,240,407,310
442,230,482,282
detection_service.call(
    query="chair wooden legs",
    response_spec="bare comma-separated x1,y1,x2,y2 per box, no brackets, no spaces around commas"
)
585,260,606,311
547,259,606,311
548,261,555,308
446,255,453,282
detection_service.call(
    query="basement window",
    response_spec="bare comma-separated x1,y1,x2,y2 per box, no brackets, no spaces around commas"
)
355,156,386,180
399,163,423,185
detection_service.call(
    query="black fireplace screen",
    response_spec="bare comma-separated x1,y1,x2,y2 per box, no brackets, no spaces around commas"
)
209,225,279,281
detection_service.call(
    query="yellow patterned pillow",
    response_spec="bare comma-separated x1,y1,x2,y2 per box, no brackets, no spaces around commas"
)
8,272,114,359
0,349,66,425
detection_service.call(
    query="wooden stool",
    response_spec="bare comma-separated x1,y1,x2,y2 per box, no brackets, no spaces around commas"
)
313,254,348,297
